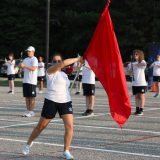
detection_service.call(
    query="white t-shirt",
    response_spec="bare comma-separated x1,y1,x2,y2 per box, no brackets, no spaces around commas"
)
82,60,95,84
128,60,147,86
45,71,71,103
5,60,15,75
150,61,160,76
73,62,82,75
22,56,38,85
38,62,45,77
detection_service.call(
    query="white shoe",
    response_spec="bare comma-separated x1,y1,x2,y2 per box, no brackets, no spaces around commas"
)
22,142,33,155
63,150,74,160
22,111,35,117
39,90,43,94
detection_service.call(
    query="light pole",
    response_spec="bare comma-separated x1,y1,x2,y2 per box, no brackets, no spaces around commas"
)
46,0,50,68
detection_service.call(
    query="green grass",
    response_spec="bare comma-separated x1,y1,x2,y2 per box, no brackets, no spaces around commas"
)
0,78,22,87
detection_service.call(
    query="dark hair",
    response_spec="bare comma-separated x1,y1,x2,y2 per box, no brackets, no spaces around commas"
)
8,52,15,60
52,52,63,60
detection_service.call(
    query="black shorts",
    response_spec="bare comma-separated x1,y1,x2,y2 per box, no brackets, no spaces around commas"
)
23,83,36,97
8,74,15,80
75,75,82,82
83,83,95,96
38,76,45,81
41,99,73,119
153,76,160,82
132,86,147,95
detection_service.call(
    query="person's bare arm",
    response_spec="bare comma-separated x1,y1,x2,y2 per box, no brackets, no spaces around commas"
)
19,63,38,71
47,57,83,75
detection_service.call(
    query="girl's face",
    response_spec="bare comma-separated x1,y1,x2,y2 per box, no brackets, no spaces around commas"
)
39,57,43,62
52,55,62,64
133,52,139,60
157,55,160,61
9,56,13,60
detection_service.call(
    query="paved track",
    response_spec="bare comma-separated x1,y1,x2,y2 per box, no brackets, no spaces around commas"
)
0,81,160,160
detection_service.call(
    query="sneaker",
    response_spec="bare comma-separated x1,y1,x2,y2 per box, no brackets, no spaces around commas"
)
137,110,144,116
39,90,43,94
63,150,74,160
134,107,139,115
154,93,159,97
82,109,94,116
8,91,14,94
22,142,33,155
22,111,35,117
75,92,80,95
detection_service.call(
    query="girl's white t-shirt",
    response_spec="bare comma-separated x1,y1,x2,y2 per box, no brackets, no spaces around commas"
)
150,61,160,76
45,71,71,103
82,60,95,84
5,60,15,75
23,56,38,85
38,62,45,77
128,60,147,86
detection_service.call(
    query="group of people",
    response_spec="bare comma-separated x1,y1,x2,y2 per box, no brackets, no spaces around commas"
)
5,47,160,159
128,49,160,116
3,46,96,159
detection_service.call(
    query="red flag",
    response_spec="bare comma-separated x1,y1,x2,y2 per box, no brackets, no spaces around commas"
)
84,1,131,128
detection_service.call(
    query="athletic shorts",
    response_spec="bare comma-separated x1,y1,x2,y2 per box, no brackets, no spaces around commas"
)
153,76,160,82
8,74,15,80
75,75,82,82
132,86,147,95
23,83,36,97
83,83,95,96
38,76,45,81
41,98,73,119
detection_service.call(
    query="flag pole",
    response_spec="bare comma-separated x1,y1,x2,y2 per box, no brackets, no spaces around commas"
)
70,63,83,93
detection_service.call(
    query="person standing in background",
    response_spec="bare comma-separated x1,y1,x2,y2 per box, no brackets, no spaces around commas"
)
3,52,15,94
128,49,147,116
19,46,38,117
82,60,95,116
37,56,45,93
150,54,160,97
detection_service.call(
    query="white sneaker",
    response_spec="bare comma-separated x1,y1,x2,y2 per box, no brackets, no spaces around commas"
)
63,150,74,160
39,90,43,94
22,111,35,117
22,142,33,155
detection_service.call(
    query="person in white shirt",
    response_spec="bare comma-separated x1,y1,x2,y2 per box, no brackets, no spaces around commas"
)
37,56,45,93
22,53,83,160
3,52,15,94
82,60,95,116
73,61,83,95
19,46,38,117
150,54,160,97
128,49,147,116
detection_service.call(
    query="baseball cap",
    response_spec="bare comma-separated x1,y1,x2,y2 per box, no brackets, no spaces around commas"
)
26,46,35,52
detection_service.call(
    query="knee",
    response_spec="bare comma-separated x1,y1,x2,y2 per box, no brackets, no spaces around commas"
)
36,124,46,131
65,124,73,134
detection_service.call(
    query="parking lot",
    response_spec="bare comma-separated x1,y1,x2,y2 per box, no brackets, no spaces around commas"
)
0,80,160,160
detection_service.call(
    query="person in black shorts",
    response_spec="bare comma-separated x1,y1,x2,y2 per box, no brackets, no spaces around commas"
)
22,53,83,160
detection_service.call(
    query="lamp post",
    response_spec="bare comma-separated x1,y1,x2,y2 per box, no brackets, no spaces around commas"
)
46,0,50,68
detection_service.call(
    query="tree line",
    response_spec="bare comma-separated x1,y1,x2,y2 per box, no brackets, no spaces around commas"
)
0,0,160,62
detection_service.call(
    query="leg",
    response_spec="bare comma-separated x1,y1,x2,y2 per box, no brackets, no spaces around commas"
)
8,80,11,91
139,93,145,109
89,95,95,111
86,96,90,110
25,97,30,110
40,81,43,91
61,114,74,151
10,80,14,91
27,117,51,145
157,82,160,94
28,97,35,111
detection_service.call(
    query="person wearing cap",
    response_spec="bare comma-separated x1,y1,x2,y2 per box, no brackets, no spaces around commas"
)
19,46,38,117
